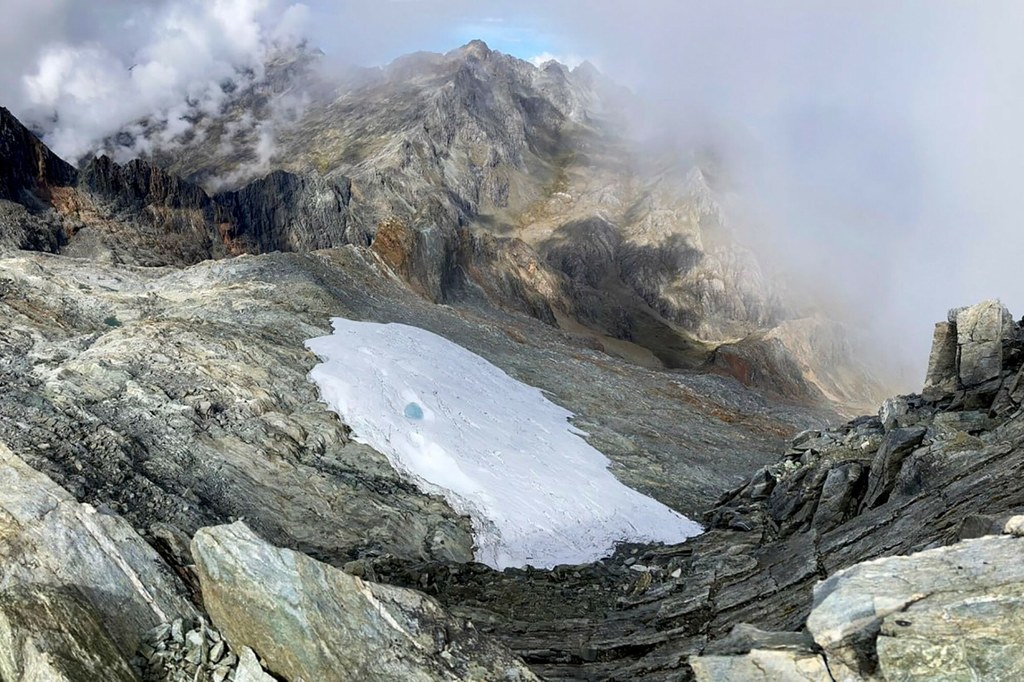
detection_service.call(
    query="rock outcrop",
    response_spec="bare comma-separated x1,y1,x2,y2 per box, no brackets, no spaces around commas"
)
923,299,1019,405
192,521,539,682
0,443,195,680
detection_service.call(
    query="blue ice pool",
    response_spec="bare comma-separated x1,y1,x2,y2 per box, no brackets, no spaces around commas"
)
404,402,424,420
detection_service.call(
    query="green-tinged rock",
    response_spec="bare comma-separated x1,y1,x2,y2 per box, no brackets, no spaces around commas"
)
877,582,1024,681
0,443,196,660
808,535,1024,681
192,521,539,682
0,585,139,682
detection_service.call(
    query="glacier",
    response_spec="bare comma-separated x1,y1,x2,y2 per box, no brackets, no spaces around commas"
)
305,319,702,569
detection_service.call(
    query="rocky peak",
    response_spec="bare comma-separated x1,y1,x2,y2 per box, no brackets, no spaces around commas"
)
0,106,77,207
451,39,493,62
81,155,212,214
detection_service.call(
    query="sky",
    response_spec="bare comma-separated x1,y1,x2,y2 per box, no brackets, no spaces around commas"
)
2,0,1024,385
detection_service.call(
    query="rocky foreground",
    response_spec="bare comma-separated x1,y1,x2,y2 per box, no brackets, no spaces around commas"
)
1,255,1023,682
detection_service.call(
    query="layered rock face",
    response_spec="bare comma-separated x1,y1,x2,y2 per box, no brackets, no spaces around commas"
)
0,443,195,680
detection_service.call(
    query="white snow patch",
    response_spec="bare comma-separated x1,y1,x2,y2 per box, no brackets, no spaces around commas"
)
305,319,702,570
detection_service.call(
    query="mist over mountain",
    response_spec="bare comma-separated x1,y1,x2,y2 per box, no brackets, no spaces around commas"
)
1,4,1024,682
5,1,1024,384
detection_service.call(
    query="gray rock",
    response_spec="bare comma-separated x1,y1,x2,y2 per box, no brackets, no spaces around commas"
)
0,585,138,682
922,321,957,401
808,535,1024,682
235,647,276,682
0,443,196,661
879,396,910,430
954,300,1014,388
811,462,864,532
930,410,992,438
876,581,1024,681
191,521,540,682
690,649,832,681
701,623,819,656
862,426,927,509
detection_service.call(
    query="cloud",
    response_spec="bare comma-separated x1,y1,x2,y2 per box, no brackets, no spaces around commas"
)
7,0,309,162
528,52,585,70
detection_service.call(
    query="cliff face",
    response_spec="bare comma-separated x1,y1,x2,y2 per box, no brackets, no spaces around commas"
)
214,170,357,253
0,106,77,205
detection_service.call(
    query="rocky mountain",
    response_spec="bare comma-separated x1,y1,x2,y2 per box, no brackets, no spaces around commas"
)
2,40,1003,682
40,41,893,410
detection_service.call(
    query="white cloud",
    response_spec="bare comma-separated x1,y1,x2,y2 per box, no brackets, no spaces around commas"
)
528,51,585,69
11,0,310,162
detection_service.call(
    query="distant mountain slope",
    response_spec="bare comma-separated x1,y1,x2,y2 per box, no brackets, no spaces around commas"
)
1,41,895,412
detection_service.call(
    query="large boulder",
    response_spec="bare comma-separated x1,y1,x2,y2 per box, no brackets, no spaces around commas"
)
191,522,539,682
807,531,1024,681
0,443,196,680
951,299,1014,389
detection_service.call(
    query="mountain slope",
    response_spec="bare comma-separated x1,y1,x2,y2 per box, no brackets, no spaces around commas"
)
19,41,894,411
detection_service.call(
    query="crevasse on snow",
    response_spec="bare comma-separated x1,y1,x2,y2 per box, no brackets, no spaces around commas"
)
305,319,702,569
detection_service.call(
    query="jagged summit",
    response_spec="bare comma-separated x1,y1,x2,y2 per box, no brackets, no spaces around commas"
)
0,105,77,206
450,38,493,61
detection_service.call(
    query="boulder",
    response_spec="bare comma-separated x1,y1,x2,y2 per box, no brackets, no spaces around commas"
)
690,649,832,681
876,582,1024,681
879,396,911,431
0,443,196,675
235,647,277,682
807,534,1024,681
952,300,1014,388
191,522,539,682
691,624,831,681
